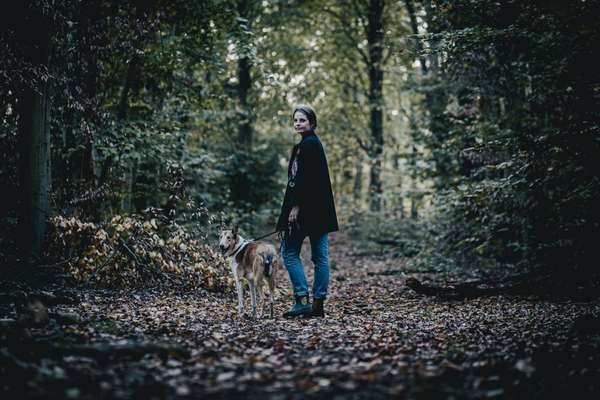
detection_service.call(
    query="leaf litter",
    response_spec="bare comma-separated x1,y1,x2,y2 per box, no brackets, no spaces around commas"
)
2,234,600,399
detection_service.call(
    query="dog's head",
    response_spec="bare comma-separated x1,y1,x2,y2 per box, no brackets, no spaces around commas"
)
218,226,239,255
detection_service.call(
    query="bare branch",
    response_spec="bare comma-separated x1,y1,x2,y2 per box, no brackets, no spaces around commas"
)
356,136,372,154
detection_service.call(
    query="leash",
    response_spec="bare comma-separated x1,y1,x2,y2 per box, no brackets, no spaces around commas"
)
250,229,280,242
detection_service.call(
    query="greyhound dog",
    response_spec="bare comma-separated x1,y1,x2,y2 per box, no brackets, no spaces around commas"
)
219,226,280,318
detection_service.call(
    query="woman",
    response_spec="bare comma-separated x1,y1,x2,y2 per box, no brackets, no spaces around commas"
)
276,104,338,318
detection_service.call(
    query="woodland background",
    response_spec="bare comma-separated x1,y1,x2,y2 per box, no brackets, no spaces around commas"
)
2,0,599,292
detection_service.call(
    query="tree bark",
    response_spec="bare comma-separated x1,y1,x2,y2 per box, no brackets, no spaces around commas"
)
237,56,253,146
116,56,142,212
409,111,419,219
404,0,428,74
353,155,364,204
228,0,255,208
236,0,254,147
366,0,385,212
16,10,52,261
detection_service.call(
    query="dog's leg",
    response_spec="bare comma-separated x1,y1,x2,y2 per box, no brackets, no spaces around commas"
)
249,280,258,319
268,277,275,319
266,256,279,318
231,261,244,316
257,281,266,318
235,277,244,316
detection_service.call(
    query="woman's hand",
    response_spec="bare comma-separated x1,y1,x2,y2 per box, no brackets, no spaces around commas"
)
288,206,300,224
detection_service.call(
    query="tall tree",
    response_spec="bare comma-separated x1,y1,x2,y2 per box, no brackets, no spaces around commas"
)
235,0,255,147
366,0,385,211
321,0,389,211
14,4,52,260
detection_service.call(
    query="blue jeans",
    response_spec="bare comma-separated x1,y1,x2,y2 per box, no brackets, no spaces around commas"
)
281,232,329,300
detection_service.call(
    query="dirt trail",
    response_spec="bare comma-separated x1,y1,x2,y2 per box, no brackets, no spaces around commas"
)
3,234,600,399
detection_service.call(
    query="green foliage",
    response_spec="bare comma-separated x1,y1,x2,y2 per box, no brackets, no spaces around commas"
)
347,210,425,258
417,0,600,288
217,147,283,232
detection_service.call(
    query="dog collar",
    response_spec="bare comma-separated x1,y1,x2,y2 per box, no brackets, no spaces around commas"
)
230,239,251,258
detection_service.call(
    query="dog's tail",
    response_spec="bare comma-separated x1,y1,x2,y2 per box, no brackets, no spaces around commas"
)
262,253,274,277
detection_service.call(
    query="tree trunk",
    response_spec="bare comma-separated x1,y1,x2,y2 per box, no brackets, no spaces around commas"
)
409,117,419,220
409,0,452,189
98,1,147,213
229,0,255,208
121,162,135,212
353,156,364,205
115,56,141,213
237,56,253,146
236,0,254,147
404,0,428,74
392,153,404,218
17,13,52,261
84,55,100,215
410,194,418,219
82,2,99,187
369,158,382,211
367,0,385,212
405,0,426,214
117,56,141,121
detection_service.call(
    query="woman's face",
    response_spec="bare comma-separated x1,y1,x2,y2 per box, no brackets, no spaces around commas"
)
293,111,311,135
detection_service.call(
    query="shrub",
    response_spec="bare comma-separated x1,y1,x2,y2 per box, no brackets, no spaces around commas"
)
51,212,233,291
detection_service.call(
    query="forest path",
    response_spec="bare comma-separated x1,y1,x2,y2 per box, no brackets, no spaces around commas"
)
8,234,600,399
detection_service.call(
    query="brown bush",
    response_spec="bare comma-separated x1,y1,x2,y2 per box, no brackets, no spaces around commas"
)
51,214,233,291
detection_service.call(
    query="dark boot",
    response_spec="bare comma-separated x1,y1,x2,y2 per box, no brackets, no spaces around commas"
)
282,295,312,318
311,298,325,318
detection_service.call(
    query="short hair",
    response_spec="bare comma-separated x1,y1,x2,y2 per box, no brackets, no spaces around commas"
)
293,104,317,130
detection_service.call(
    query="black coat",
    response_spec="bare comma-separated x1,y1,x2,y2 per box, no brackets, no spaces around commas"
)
276,132,339,235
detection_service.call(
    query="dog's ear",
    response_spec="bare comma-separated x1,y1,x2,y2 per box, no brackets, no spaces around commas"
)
232,225,238,237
